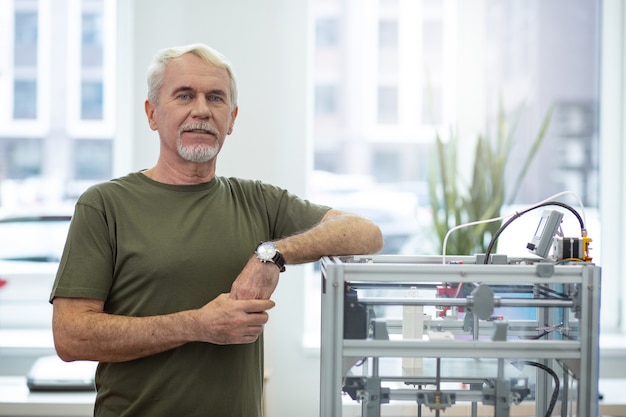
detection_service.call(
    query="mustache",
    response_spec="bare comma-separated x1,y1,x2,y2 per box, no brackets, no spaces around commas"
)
178,122,220,137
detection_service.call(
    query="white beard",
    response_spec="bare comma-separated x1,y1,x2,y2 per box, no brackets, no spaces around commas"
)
177,140,220,163
176,122,221,163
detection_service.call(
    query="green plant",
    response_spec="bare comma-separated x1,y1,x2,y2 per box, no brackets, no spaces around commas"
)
428,102,554,255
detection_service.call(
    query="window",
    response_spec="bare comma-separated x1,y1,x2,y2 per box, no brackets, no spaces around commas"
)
81,80,103,119
378,19,398,48
67,0,115,137
74,139,112,179
0,0,116,376
81,18,104,68
0,0,115,197
315,84,339,116
316,17,340,48
81,11,102,47
372,150,400,182
4,138,43,178
13,79,37,119
12,8,38,121
308,0,603,346
13,11,38,65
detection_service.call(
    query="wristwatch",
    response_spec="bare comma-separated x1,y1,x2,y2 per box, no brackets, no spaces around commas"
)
255,241,286,272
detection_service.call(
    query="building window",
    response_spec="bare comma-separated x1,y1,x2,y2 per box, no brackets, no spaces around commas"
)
66,0,114,136
81,11,102,45
315,84,339,116
13,11,38,66
4,138,43,179
81,11,103,67
74,139,112,179
12,7,39,121
378,19,398,48
316,17,340,48
372,150,400,182
13,80,37,119
81,81,103,120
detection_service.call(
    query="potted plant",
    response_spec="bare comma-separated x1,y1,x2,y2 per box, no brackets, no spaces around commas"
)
428,102,554,255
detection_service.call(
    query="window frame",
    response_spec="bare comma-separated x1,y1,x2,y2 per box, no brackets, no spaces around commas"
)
599,0,626,334
65,0,116,139
306,0,623,352
0,0,51,137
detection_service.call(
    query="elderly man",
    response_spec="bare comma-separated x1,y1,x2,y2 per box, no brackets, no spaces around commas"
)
50,43,383,417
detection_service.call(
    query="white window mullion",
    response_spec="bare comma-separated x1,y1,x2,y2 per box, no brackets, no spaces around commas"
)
37,0,51,133
0,0,14,133
65,0,82,135
600,0,626,333
101,0,116,131
66,0,115,139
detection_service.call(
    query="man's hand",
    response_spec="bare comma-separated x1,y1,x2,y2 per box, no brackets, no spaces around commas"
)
230,255,280,300
195,293,275,344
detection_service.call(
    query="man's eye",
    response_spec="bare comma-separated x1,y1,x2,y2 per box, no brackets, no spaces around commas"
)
208,95,223,102
178,93,191,100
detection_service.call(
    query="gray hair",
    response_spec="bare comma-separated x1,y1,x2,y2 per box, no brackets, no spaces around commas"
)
146,43,238,108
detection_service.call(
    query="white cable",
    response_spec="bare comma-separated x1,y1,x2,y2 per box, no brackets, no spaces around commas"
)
441,191,586,264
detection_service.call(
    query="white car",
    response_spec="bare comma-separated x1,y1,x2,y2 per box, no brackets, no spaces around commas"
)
0,207,72,375
0,260,60,330
0,205,100,385
0,207,72,330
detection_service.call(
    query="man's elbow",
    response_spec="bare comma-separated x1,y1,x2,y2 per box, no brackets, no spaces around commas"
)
52,307,89,362
369,224,384,253
51,297,104,362
345,215,384,254
55,348,78,363
52,325,80,362
354,220,384,254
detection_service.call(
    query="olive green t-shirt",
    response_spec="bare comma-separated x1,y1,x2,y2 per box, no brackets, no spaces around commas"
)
50,172,330,417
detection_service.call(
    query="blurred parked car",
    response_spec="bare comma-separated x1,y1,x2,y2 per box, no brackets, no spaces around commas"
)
0,205,72,330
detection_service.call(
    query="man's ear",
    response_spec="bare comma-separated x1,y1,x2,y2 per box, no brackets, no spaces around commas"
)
145,99,158,131
227,106,239,135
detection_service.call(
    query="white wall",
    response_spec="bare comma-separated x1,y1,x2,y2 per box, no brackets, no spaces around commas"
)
115,1,319,416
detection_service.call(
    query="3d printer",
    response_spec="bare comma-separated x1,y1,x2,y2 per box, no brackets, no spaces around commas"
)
319,198,600,417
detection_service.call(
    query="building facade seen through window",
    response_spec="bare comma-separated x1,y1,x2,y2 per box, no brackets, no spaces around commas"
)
306,0,600,344
0,0,115,208
311,0,599,251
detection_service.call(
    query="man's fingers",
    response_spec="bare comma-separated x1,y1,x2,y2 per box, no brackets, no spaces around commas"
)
235,297,276,313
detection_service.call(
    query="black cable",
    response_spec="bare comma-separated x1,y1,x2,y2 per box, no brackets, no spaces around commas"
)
535,285,569,299
483,201,585,264
535,288,569,300
512,360,560,417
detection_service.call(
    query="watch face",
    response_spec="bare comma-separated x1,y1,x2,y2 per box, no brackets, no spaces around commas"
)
257,242,277,261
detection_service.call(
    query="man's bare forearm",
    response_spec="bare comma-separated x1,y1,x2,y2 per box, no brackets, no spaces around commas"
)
53,299,197,362
52,295,274,362
276,209,384,264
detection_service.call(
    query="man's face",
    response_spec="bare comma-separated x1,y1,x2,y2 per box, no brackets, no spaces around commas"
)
145,53,238,164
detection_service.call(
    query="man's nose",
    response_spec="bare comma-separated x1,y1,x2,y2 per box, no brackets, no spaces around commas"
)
192,97,212,117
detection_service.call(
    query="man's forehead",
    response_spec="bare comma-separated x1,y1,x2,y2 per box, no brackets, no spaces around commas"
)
165,55,229,82
162,55,230,93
